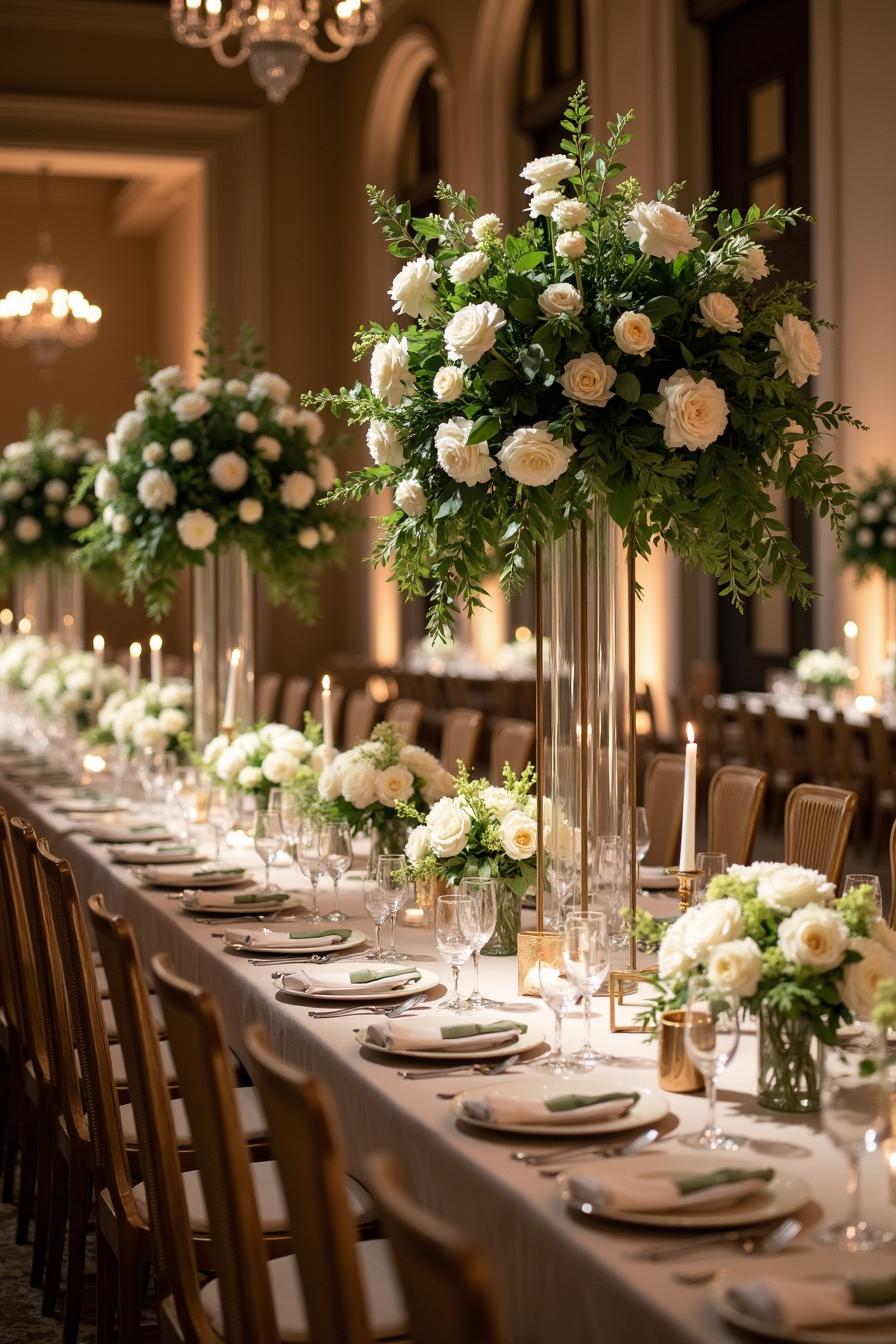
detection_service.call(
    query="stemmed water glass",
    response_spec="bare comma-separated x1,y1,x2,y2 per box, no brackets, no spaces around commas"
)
297,820,325,922
253,808,284,895
682,976,742,1151
817,1041,894,1251
363,878,390,959
563,912,609,1066
457,877,499,1009
842,873,883,916
635,807,650,864
695,852,728,903
532,960,587,1074
320,821,353,922
377,855,411,961
207,786,231,860
435,892,475,1010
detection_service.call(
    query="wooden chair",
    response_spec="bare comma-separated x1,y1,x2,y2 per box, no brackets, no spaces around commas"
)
280,675,311,730
488,718,535,783
343,690,379,747
440,708,484,772
706,767,768,867
762,703,808,817
804,708,831,787
0,806,25,1208
869,716,896,859
256,672,283,722
366,1152,505,1344
783,783,858,885
736,700,764,771
385,698,423,745
642,753,687,866
888,817,896,930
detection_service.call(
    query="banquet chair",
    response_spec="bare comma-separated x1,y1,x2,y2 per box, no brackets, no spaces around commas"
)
385,698,423,744
642,753,687,867
280,675,311,729
869,716,896,859
736,701,764,771
256,673,284,722
440,708,484,772
0,807,25,1208
783,783,858,885
762,704,808,818
706,766,768,866
488,718,535,783
804,708,831,787
343,690,379,747
366,1152,505,1344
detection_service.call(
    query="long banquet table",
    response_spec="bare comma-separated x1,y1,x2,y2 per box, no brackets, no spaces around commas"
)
4,773,896,1344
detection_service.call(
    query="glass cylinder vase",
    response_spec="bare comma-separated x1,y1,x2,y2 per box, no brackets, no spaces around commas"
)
481,880,522,956
192,546,256,747
757,1003,823,1113
366,816,411,878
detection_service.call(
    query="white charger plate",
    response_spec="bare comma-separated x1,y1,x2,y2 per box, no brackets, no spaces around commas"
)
561,1152,810,1229
181,893,304,916
114,846,201,865
142,863,249,889
224,925,365,955
451,1072,668,1136
355,1012,545,1060
56,797,131,814
279,965,440,1002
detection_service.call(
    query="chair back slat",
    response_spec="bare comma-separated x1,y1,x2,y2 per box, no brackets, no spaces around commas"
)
804,708,831,786
706,767,768,866
256,672,283,722
343,690,379,747
488,719,535,783
385,698,423,744
0,807,48,1079
441,709,484,772
784,783,858,884
643,753,687,867
280,675,311,729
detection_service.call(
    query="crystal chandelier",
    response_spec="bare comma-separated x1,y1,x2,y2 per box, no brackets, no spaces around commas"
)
169,0,383,105
0,167,102,368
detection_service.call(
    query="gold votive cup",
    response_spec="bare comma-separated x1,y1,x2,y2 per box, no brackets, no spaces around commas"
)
517,929,564,997
403,876,445,928
658,1009,705,1093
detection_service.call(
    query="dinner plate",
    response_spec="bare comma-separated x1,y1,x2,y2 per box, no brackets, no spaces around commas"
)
451,1072,669,1136
355,1012,545,1060
224,924,366,955
181,893,305,916
56,797,131,814
561,1153,810,1229
710,1249,896,1343
279,964,441,1002
113,846,201,865
142,863,249,889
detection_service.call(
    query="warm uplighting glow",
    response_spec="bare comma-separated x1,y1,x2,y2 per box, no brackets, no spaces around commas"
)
856,694,878,713
18,617,32,635
515,625,532,643
93,634,105,653
686,721,695,744
366,674,395,704
844,620,859,639
129,641,142,658
149,634,163,653
82,753,106,774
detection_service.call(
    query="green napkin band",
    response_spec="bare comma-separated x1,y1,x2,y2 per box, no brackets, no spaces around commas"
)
233,890,288,905
290,927,352,941
544,1091,639,1114
193,867,245,876
349,968,421,984
850,1275,896,1308
128,824,164,833
154,845,194,853
440,1020,528,1040
675,1167,774,1196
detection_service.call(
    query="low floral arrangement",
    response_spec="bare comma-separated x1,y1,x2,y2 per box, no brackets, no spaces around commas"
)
27,650,127,730
76,317,351,619
317,722,453,844
316,85,859,640
92,679,193,756
0,634,55,692
842,467,896,581
203,720,318,804
792,646,851,694
0,412,104,581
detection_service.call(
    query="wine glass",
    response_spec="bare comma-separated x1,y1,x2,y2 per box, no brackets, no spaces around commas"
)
207,786,231,860
457,878,499,1009
695,852,728,903
563,911,609,1066
376,854,411,961
297,820,325,923
532,959,587,1074
435,893,475,1010
320,821,353,922
681,976,742,1151
842,873,883,916
276,789,304,871
817,1041,895,1251
363,878,391,960
635,807,650,863
253,809,283,895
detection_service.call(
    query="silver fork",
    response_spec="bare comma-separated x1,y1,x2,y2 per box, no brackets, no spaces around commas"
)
307,995,428,1020
535,1127,661,1176
257,954,336,967
400,1053,522,1081
516,1126,657,1166
633,1217,802,1264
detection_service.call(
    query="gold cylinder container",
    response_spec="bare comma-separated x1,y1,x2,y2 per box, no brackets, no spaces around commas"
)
658,1009,705,1093
517,929,564,997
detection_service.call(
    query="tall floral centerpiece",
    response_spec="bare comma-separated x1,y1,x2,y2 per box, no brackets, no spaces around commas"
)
792,647,851,701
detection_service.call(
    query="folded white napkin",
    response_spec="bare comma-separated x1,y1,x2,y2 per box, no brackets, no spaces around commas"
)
568,1165,774,1213
182,887,279,909
462,1090,639,1127
224,926,353,951
145,863,246,886
116,844,198,864
85,822,172,842
725,1274,896,1329
366,1018,526,1053
282,964,422,995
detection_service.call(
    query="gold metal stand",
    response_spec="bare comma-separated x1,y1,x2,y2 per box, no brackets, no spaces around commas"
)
517,544,548,987
667,867,704,915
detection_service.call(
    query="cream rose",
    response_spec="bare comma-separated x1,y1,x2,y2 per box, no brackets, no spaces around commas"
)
14,517,41,543
400,744,440,780
157,707,188,737
470,213,502,242
367,419,403,468
757,866,835,912
501,809,538,861
405,825,432,866
115,410,144,444
538,282,583,318
297,527,320,549
553,198,588,228
520,153,576,194
375,765,415,807
279,471,315,509
238,498,263,524
149,365,183,395
651,369,729,451
317,763,342,802
371,335,416,405
613,311,656,356
497,422,574,487
658,926,694,984
778,903,849,971
449,250,490,285
215,745,248,783
734,244,769,282
706,937,762,997
559,352,617,407
394,477,427,517
444,302,506,367
64,504,91,529
248,371,291,404
698,291,742,334
273,405,300,431
319,522,335,544
209,451,249,492
435,417,496,487
426,796,471,858
341,759,378,809
172,391,211,424
170,437,194,462
389,256,438,319
42,477,67,502
840,937,896,1021
679,897,745,962
261,750,300,785
226,378,248,398
433,366,464,402
556,230,586,259
254,434,282,462
237,765,264,792
112,514,131,535
95,466,119,501
529,189,564,219
769,314,822,387
483,786,516,819
624,200,699,261
137,468,176,511
236,410,258,433
176,508,217,550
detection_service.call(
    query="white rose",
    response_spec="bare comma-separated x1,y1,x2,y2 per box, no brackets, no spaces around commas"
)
679,897,745,961
405,824,431,865
172,391,211,424
400,744,440,780
841,937,896,1021
706,937,762,997
139,441,163,467
449,251,490,285
778,903,849,971
371,335,416,406
734,244,769,282
315,762,340,801
497,422,574,487
279,471,315,509
237,766,264,792
757,865,835,912
43,478,69,502
115,410,144,443
470,213,502,242
254,434,282,462
658,926,694,984
341,759,378,808
432,366,464,402
157,707,188,736
556,230,586,259
238,498,264,524
209,451,249,491
319,522,335,544
483,786,516,819
862,503,883,522
3,441,30,461
426,796,471,858
651,369,729,451
112,514,132,535
553,198,588,228
624,200,700,261
170,437,194,462
520,153,576,194
132,717,167,751
297,527,320,549
216,746,248,783
293,409,324,447
176,508,217,549
538,282,583,318
236,411,258,433
367,419,403,468
226,378,248,397
857,527,875,548
444,302,507,367
202,733,228,766
248,371,291,405
421,768,454,804
871,920,896,954
375,765,415,807
698,291,743,334
64,504,91,529
613,310,656,356
529,188,565,219
261,750,300,785
314,453,337,491
95,466,119,501
389,256,438,319
558,352,617,407
435,417,496,487
14,517,41,543
769,314,822,387
395,478,427,517
501,809,538,861
105,434,121,464
274,405,300,430
234,731,262,755
149,365,183,395
0,480,23,501
883,527,896,547
137,468,176,511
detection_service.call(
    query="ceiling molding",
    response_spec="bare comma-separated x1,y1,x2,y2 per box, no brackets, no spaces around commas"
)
111,173,194,236
0,0,168,37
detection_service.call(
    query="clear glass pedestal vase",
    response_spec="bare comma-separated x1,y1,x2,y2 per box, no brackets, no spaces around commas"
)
757,1004,823,1113
192,546,256,747
482,881,522,956
366,817,410,877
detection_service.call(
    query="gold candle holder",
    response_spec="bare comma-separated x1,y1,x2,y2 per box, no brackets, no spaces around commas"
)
517,929,563,997
220,723,237,744
666,867,703,914
403,876,445,928
658,1009,705,1093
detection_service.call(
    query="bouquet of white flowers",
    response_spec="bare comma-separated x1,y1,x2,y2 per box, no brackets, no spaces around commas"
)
27,650,127,730
842,467,896,580
203,721,316,804
792,647,851,694
0,634,56,692
93,679,193,756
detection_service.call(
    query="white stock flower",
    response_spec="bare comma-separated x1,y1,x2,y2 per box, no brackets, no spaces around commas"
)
209,452,249,491
262,750,300,785
149,365,183,395
426,796,471,858
698,291,742,333
734,244,769,282
538,282,583,318
14,517,41,543
341,759,378,808
95,467,119,501
375,765,415,807
115,410,144,444
395,478,427,517
255,434,282,462
470,213,502,242
170,437,194,462
314,454,337,491
841,937,896,1020
435,417,496,487
624,200,700,261
756,865,835,912
405,825,431,865
226,378,248,397
483,786,516,819
769,314,822,387
367,420,403,468
279,471,315,509
172,391,211,424
296,409,325,445
651,370,729,451
501,809,537,860
778,903,849,971
177,509,217,549
556,230,586,259
433,366,464,402
559,352,617,407
237,765,264,792
529,188,565,219
248,371,291,404
137,469,176,511
297,527,320,549
389,256,438,319
371,335,416,406
421,768,454,804
706,936,762,997
553,198,588,228
613,311,656,356
238,498,263,524
520,153,576,194
64,504,91,529
444,302,506,367
678,897,744,961
448,251,490,285
497,422,574,487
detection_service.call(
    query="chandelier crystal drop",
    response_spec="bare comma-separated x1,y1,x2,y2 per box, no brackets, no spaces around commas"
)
0,168,102,368
169,0,383,104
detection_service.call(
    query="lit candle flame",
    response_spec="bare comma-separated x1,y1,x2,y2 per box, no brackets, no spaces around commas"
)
322,673,331,691
229,647,241,668
149,634,163,652
129,642,142,658
686,721,695,744
93,634,104,653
